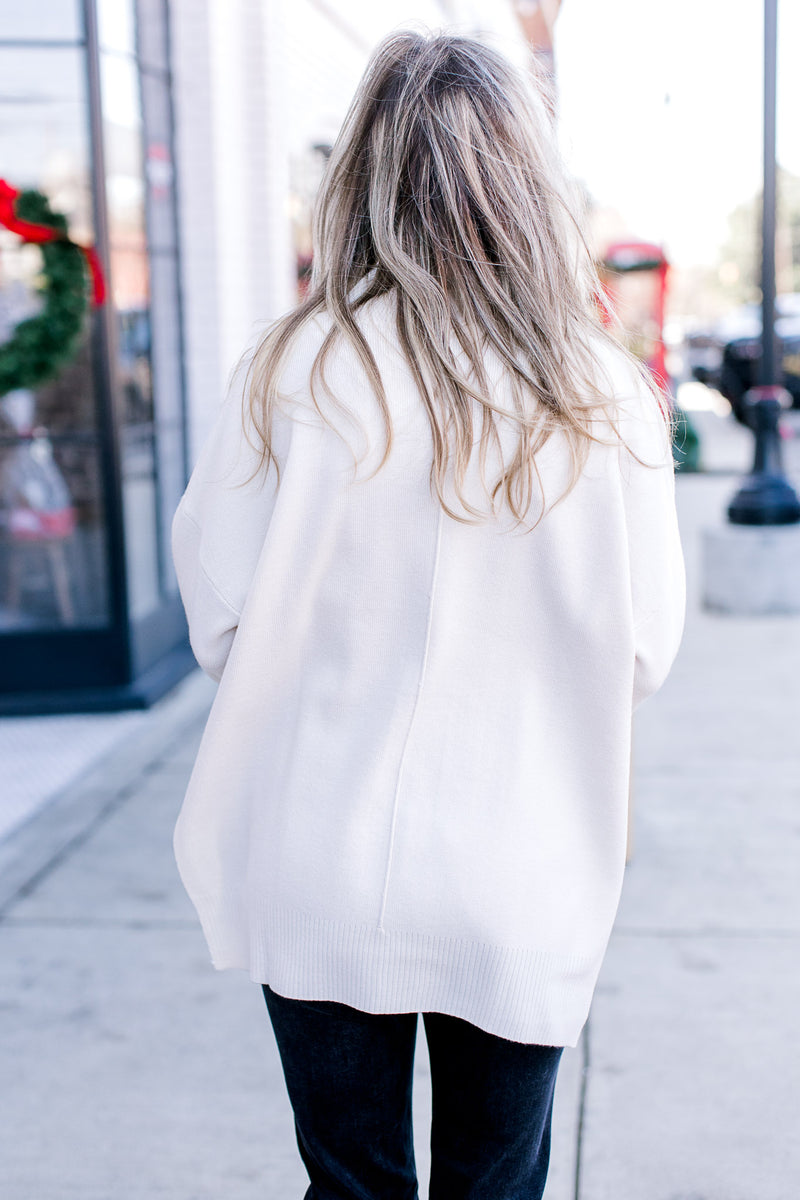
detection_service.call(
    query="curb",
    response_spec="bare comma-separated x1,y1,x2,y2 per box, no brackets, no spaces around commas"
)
0,668,214,917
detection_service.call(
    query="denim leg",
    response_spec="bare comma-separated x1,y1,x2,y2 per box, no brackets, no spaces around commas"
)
263,986,420,1200
423,1011,563,1200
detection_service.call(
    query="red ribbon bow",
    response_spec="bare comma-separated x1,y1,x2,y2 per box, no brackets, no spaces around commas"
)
0,178,106,306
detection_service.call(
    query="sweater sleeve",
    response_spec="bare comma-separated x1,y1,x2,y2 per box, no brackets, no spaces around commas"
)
612,361,687,712
171,352,288,682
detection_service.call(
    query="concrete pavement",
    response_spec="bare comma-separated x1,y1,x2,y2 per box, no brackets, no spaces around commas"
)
1,405,799,1199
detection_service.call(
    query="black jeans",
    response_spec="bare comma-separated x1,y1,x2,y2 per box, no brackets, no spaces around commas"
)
262,985,563,1200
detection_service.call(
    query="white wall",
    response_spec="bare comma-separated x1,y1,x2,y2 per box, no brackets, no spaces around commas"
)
170,0,295,459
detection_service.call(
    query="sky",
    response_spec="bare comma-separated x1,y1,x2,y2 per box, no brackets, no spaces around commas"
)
555,0,800,268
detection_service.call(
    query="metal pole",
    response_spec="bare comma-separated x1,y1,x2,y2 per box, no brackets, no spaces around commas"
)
761,0,778,386
727,0,800,525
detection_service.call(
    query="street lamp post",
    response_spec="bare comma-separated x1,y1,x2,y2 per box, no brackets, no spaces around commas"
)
727,0,800,526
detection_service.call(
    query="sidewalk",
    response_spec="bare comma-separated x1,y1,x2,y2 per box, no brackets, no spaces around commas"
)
1,409,799,1199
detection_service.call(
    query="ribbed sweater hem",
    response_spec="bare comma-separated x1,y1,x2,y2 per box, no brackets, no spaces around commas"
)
190,894,602,1047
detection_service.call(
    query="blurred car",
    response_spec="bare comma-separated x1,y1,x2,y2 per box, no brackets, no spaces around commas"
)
686,294,800,423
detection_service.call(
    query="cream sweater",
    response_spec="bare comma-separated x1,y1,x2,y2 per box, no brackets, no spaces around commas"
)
171,295,686,1047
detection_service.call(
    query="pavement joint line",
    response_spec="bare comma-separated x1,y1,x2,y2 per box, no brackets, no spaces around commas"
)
613,927,800,938
0,701,211,921
634,764,800,774
573,1014,590,1200
0,916,199,929
6,920,796,937
0,778,143,922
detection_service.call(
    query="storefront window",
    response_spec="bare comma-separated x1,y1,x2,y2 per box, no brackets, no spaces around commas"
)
0,42,110,632
137,0,185,606
0,1,189,705
99,1,161,624
97,0,136,57
0,3,83,43
148,249,184,596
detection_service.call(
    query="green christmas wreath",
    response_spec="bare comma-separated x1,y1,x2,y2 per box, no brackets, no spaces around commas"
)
0,185,97,398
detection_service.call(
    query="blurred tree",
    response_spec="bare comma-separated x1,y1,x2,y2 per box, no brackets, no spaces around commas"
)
716,167,800,306
781,169,800,294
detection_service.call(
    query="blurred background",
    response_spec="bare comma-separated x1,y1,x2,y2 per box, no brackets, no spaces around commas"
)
1,3,799,1199
1,0,799,714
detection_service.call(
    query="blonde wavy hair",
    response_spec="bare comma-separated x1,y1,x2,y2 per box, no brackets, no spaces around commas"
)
243,29,673,529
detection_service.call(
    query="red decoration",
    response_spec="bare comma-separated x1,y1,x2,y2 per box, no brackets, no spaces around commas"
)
0,178,106,306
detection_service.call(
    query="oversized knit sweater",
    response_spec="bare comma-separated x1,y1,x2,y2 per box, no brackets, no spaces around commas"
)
171,293,686,1047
